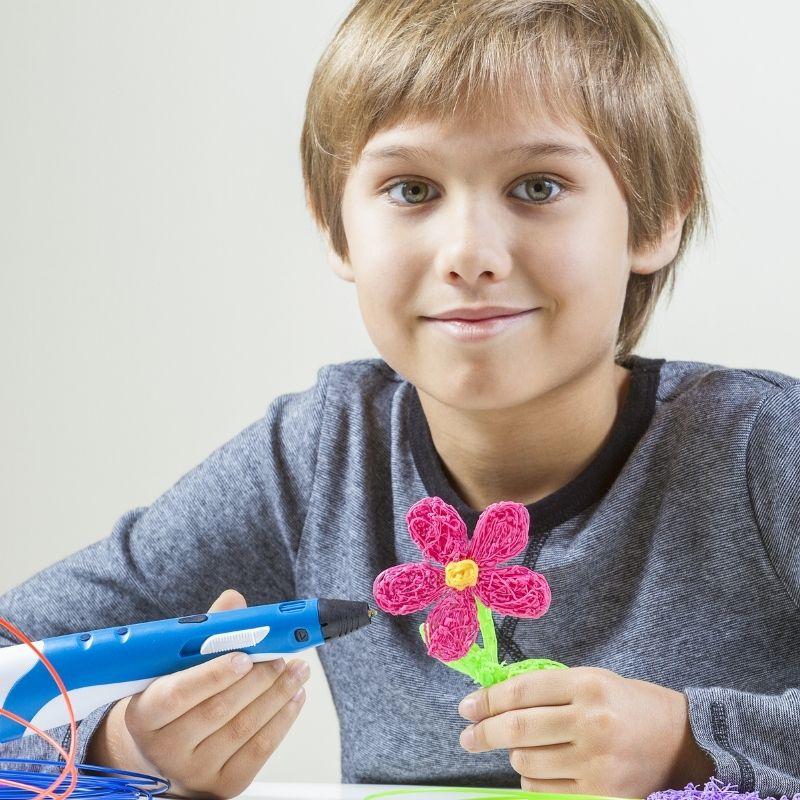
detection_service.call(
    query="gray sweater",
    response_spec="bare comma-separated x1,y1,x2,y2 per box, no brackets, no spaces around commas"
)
1,354,799,795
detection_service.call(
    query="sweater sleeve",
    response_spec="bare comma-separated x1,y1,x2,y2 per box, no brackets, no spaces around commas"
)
683,381,800,797
0,365,330,769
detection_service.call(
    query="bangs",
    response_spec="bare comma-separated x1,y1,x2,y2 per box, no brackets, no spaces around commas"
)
330,1,601,167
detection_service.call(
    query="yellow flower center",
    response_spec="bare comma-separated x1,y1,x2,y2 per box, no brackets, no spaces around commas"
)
445,559,479,590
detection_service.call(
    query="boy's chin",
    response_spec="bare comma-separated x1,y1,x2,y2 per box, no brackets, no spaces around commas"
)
414,362,550,413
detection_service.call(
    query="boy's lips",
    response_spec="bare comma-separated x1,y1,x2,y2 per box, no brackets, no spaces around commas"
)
422,307,540,342
427,305,536,321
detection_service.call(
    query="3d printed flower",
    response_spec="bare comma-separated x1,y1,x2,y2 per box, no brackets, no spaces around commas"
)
373,496,552,662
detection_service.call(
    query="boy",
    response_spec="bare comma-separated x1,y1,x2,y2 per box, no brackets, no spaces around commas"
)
2,0,798,798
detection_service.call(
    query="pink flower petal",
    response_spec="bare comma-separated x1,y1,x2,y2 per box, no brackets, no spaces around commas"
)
469,501,530,568
373,562,445,615
423,589,479,662
406,496,469,565
475,565,551,618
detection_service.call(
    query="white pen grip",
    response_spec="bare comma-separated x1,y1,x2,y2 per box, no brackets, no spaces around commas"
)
0,641,44,708
24,677,159,735
23,652,280,734
0,643,282,739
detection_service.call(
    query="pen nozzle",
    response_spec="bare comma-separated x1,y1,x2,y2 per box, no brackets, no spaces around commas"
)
317,599,375,640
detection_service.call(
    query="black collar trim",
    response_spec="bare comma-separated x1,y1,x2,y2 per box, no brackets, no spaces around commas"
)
404,354,664,534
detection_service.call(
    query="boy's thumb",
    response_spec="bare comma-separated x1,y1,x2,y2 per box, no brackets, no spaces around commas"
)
207,588,247,613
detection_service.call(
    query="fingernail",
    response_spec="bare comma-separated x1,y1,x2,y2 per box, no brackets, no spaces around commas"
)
291,687,306,704
460,725,476,751
459,696,479,721
290,660,310,682
232,653,252,675
268,657,286,674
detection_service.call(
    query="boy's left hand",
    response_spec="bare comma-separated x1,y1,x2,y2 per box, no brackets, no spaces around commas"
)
457,666,714,797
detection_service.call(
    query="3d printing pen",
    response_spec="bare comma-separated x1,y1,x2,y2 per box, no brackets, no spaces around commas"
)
0,597,376,743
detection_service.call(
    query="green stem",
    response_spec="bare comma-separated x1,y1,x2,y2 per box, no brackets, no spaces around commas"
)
475,598,497,663
419,595,568,687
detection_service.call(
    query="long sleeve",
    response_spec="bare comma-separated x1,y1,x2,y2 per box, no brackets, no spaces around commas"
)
0,366,330,768
684,381,800,797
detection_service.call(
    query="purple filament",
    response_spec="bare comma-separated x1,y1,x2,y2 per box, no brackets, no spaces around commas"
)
648,777,800,800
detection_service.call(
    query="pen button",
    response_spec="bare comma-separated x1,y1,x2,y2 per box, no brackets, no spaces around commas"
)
178,614,208,624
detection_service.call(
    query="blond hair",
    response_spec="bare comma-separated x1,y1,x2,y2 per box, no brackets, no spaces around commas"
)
300,0,712,360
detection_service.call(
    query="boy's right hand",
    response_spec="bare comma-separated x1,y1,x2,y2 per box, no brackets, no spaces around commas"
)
85,589,310,800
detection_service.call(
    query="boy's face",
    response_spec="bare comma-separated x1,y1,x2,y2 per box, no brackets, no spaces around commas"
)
328,108,680,411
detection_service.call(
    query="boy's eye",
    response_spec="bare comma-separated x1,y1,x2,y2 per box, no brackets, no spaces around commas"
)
383,175,565,206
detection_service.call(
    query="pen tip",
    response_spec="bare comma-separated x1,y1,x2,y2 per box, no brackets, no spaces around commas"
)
367,608,378,618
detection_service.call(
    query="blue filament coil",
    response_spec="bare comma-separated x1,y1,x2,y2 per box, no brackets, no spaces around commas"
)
0,759,169,800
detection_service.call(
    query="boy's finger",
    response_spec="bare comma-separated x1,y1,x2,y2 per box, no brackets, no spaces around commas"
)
208,589,246,613
192,658,311,758
164,657,287,749
217,684,307,783
130,588,248,729
132,651,255,731
461,706,573,753
458,669,573,723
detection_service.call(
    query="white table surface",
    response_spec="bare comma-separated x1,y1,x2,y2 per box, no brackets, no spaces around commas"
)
237,782,534,799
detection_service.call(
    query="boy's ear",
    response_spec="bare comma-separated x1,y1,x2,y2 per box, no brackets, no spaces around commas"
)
629,207,688,276
306,186,357,283
324,234,356,283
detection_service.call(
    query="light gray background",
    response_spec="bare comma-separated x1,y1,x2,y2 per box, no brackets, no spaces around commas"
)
1,0,798,784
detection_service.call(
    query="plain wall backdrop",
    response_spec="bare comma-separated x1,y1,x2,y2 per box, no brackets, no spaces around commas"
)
1,0,798,784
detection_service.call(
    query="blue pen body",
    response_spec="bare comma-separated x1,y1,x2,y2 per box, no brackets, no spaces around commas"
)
0,597,371,743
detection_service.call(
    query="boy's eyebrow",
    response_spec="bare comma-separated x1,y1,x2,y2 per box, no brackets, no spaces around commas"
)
360,140,594,164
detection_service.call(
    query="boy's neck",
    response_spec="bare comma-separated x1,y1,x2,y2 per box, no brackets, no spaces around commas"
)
415,357,632,512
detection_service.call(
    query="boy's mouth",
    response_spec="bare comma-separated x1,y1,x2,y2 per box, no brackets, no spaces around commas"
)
427,305,537,321
422,307,540,342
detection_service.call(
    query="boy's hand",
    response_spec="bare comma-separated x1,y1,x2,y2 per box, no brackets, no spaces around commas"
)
86,589,310,800
457,666,714,797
